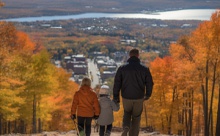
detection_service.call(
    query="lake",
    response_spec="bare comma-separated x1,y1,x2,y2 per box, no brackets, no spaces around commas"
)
1,9,217,22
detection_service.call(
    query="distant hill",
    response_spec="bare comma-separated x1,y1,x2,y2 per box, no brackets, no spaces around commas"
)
0,0,219,19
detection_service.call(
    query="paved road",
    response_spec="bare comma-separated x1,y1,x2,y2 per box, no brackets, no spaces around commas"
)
87,59,101,88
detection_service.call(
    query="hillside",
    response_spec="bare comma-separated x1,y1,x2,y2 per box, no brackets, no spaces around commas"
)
0,0,219,19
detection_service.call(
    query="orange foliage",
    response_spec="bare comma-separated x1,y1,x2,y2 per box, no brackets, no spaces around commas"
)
149,11,220,135
16,31,35,52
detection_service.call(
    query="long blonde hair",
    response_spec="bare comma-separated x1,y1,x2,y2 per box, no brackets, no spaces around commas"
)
80,77,91,87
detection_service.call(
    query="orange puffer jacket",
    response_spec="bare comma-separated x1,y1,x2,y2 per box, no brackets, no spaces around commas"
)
71,85,100,117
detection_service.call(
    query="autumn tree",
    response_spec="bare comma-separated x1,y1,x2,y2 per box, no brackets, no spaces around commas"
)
0,22,25,134
168,11,220,136
44,68,79,131
169,36,202,136
148,56,190,134
148,10,220,136
0,22,80,134
186,11,220,136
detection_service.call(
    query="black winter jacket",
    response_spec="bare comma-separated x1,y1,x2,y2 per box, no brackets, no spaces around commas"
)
113,56,154,101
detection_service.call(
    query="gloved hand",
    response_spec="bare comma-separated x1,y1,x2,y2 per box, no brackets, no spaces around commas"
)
71,114,76,120
144,96,150,101
93,115,99,120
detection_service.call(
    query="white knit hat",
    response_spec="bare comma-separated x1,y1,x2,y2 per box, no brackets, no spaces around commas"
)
99,85,110,95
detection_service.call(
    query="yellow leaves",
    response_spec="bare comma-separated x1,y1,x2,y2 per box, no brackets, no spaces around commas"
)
0,21,84,132
0,88,24,120
0,23,28,119
33,65,79,128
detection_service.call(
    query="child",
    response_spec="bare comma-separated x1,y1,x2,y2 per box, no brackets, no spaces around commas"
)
71,77,100,136
97,85,120,136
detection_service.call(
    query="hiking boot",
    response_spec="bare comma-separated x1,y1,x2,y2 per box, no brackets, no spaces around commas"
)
104,130,111,136
104,132,110,136
79,130,85,136
121,127,129,136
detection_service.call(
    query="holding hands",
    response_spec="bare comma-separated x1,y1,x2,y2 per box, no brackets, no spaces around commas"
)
70,114,76,120
93,115,99,120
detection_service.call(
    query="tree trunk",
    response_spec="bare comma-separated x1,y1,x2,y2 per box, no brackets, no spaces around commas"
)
13,120,16,133
161,114,164,131
208,61,217,136
216,83,220,136
185,104,188,136
143,103,147,127
197,105,201,136
202,84,209,136
4,121,7,134
168,115,172,135
183,93,188,136
38,118,41,133
188,89,194,136
20,120,26,134
32,94,37,133
7,121,11,134
182,106,185,136
160,90,165,132
205,60,209,136
168,87,176,135
178,111,183,135
0,115,2,135
210,111,213,136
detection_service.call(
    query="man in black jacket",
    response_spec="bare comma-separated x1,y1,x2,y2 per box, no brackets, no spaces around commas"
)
113,48,154,136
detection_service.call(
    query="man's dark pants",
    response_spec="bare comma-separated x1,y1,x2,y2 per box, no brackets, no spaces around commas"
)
122,98,144,136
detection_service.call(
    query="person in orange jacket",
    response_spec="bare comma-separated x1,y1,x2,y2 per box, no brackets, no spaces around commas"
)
71,77,100,136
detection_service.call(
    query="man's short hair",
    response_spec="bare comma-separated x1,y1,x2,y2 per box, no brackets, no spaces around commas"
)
129,48,139,57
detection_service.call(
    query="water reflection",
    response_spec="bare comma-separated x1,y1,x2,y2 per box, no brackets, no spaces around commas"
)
1,9,217,22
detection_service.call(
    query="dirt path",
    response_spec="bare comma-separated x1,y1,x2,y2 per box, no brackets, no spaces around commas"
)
1,130,164,136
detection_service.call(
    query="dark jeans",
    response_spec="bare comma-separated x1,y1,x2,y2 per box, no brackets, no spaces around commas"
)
122,98,144,136
99,124,112,136
77,116,93,136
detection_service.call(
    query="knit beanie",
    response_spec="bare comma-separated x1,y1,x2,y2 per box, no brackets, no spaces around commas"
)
99,85,110,95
